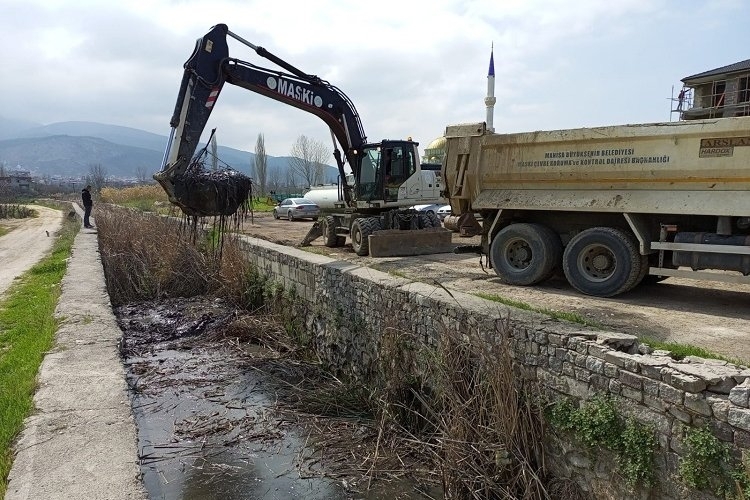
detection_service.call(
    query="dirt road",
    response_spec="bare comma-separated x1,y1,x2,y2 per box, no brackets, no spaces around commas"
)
239,212,750,363
0,206,63,296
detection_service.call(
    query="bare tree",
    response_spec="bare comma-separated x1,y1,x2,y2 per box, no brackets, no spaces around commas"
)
253,133,268,197
135,166,150,184
288,135,329,188
86,163,108,194
285,168,299,193
267,166,282,197
210,134,218,171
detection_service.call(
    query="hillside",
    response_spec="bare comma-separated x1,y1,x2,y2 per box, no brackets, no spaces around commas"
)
0,118,337,182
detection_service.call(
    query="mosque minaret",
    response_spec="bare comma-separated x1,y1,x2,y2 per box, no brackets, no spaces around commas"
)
485,44,496,133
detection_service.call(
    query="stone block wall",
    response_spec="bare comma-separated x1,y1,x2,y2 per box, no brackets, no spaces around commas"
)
239,235,750,499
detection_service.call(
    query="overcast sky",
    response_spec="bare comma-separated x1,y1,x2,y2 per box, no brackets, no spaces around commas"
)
2,0,749,163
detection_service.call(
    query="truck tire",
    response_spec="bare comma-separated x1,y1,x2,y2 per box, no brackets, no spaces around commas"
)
323,216,345,247
351,217,381,256
490,223,562,285
562,227,642,297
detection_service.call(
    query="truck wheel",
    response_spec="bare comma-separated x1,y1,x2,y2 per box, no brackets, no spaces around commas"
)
323,216,345,247
562,227,642,297
490,223,562,285
351,217,381,256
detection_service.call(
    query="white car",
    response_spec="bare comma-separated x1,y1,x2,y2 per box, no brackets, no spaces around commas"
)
436,204,452,221
409,204,442,216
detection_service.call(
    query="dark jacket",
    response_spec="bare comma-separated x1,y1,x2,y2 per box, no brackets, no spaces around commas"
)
81,188,93,208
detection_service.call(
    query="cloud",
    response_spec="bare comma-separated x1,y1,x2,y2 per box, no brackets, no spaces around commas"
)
2,0,749,160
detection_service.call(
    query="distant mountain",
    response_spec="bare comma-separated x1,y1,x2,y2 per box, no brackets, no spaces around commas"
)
0,118,338,182
0,116,42,141
0,135,159,177
16,121,168,152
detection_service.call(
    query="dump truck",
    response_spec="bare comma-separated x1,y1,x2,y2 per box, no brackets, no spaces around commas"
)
154,24,447,256
441,118,750,296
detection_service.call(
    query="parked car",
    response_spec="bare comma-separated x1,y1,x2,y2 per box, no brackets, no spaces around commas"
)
408,203,442,215
436,204,452,221
273,198,320,221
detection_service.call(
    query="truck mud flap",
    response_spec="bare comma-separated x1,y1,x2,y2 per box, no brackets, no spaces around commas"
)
368,228,453,257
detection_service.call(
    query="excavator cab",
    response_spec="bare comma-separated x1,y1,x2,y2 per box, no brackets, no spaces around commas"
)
354,140,418,204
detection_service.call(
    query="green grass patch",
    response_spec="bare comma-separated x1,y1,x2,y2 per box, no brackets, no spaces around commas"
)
639,336,743,365
248,197,277,212
0,227,9,238
473,292,603,327
0,217,77,495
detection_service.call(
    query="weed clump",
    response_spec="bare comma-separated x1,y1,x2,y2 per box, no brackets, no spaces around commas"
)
680,425,750,497
547,395,657,487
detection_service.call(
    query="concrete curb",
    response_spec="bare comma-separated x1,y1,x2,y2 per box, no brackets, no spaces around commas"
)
5,215,146,499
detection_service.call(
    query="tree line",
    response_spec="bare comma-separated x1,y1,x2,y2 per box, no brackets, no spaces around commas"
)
1,132,333,199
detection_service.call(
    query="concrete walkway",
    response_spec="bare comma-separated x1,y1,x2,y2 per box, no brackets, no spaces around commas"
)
5,209,145,499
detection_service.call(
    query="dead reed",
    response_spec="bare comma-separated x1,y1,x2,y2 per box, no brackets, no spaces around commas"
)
372,320,550,499
97,205,262,307
100,184,169,210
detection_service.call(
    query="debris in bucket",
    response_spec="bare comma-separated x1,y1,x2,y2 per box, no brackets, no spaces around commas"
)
172,159,252,218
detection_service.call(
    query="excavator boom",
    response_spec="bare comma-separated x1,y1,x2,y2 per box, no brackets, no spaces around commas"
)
155,24,365,216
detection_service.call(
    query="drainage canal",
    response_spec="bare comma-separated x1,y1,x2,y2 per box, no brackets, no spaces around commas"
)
116,296,439,499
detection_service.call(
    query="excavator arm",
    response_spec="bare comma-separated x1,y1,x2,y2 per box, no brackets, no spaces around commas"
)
155,23,365,215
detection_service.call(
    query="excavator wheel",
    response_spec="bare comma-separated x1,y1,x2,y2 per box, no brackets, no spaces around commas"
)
351,217,382,256
323,216,345,247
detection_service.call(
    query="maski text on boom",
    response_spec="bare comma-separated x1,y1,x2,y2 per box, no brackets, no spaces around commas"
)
266,76,324,108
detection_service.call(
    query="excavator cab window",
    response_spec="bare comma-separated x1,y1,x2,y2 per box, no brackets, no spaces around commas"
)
356,147,383,201
383,144,416,201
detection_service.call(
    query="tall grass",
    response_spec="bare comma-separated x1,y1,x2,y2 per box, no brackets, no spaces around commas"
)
0,214,77,496
99,184,170,213
96,205,264,309
0,205,36,219
375,321,550,499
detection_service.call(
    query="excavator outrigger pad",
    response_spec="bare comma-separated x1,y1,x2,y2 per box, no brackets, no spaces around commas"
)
170,166,252,217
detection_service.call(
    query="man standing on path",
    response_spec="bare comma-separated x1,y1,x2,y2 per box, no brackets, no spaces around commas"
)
81,185,94,228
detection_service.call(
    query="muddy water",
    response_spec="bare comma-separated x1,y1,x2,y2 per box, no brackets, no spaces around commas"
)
116,297,437,500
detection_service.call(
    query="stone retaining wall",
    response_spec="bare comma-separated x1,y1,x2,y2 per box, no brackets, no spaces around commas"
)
239,235,750,499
